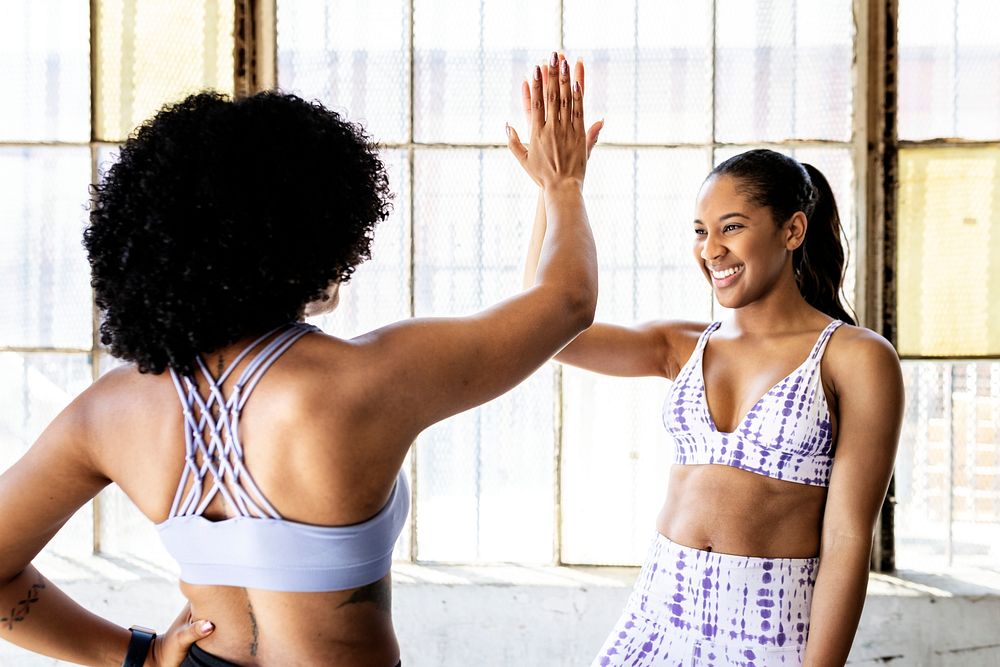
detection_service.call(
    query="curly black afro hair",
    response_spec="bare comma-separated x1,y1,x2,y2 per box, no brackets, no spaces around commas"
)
85,91,392,375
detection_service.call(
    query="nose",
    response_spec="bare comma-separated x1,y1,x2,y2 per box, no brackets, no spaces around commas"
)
699,230,726,262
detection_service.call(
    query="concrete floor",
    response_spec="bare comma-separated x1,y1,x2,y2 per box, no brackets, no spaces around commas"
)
2,553,998,666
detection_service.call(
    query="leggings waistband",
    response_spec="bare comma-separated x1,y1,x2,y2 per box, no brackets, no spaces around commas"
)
629,533,817,649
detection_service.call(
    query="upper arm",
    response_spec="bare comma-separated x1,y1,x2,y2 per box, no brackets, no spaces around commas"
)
352,284,593,439
554,321,676,378
821,331,904,545
0,397,109,582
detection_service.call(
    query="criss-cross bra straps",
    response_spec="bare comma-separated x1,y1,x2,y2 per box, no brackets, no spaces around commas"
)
166,323,315,521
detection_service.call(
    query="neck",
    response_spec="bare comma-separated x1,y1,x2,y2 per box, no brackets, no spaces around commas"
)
729,270,819,335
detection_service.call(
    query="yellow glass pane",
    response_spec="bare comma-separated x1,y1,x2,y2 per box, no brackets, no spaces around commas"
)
898,147,1000,356
95,0,234,142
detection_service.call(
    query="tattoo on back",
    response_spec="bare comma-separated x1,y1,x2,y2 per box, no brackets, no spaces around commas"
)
336,578,391,613
247,597,259,657
1,578,46,631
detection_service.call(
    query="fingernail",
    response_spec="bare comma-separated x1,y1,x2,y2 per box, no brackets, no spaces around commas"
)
550,51,558,67
534,65,541,81
573,81,581,94
505,123,511,138
561,59,570,74
199,621,214,634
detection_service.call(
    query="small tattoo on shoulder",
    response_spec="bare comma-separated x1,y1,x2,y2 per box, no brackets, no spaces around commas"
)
0,577,46,631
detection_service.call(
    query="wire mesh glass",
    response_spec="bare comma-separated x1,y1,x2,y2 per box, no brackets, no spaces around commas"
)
898,0,1000,141
895,361,1000,571
897,146,1000,357
560,148,714,565
277,0,411,144
0,352,93,558
94,0,234,142
413,0,560,144
307,149,411,339
412,147,556,563
0,0,90,142
563,0,713,144
715,0,854,143
0,147,94,350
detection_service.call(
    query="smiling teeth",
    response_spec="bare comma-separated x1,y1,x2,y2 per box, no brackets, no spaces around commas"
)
711,265,743,279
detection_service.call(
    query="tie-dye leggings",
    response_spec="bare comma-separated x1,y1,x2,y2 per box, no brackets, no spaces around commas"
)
593,533,817,667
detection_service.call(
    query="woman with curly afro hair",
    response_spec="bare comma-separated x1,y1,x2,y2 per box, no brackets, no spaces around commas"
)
0,52,601,667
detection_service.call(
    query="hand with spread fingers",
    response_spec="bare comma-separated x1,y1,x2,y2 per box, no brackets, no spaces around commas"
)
506,52,600,190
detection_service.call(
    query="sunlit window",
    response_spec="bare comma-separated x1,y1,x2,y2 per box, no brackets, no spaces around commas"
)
894,0,1000,570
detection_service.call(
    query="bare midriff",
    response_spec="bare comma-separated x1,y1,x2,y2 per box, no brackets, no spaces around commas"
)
657,464,827,559
182,574,398,667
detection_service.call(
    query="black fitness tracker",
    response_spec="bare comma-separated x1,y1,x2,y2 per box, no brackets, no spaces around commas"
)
121,625,157,667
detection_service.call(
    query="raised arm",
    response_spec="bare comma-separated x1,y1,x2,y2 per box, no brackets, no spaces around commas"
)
0,394,213,666
354,52,596,440
802,329,903,665
520,59,679,379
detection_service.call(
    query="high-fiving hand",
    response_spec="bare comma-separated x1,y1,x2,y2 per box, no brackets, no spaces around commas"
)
506,52,603,190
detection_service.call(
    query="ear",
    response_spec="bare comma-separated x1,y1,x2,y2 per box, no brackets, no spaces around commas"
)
785,211,808,251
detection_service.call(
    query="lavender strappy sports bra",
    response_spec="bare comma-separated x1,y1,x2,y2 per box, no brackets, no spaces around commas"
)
663,320,843,487
155,323,410,592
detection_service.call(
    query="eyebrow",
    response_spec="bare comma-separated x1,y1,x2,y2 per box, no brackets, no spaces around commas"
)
693,212,752,224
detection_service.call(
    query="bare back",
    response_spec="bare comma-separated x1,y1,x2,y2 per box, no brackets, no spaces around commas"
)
90,331,413,667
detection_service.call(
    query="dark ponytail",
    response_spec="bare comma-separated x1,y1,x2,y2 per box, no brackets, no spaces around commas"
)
710,149,856,325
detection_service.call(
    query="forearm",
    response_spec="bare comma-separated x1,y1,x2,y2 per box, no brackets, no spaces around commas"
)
523,189,547,289
0,565,130,666
533,181,597,317
802,537,872,666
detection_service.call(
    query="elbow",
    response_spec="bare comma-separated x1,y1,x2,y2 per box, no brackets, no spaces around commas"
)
565,284,597,333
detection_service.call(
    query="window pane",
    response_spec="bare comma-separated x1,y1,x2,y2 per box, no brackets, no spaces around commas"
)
898,0,1000,141
94,0,234,142
308,149,411,338
413,0,559,144
564,0,712,144
715,0,853,142
897,147,1000,356
277,0,410,144
0,353,94,558
412,148,554,562
0,148,93,349
895,361,1000,571
0,0,90,141
561,148,713,564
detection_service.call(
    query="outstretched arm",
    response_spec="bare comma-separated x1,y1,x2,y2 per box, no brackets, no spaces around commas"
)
0,396,213,666
802,330,903,666
354,52,597,443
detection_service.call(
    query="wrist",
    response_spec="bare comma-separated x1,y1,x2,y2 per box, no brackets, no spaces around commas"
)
542,178,584,197
121,625,157,667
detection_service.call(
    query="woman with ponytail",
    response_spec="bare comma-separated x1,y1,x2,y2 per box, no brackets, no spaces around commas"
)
521,148,903,665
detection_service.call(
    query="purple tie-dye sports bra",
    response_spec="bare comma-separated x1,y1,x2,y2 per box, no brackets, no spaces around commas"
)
663,320,843,487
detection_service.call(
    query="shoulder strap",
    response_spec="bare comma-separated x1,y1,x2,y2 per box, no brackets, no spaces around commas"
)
808,320,844,363
694,321,722,356
166,323,317,521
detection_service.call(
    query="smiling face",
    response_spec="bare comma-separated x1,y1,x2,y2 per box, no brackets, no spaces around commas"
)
693,174,806,309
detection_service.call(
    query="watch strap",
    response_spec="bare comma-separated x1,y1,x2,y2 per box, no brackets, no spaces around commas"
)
122,625,157,667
